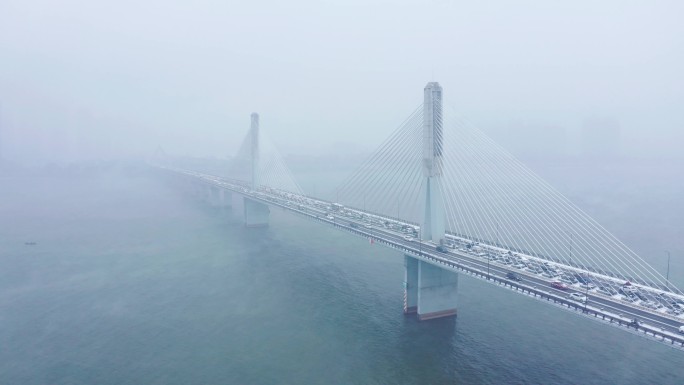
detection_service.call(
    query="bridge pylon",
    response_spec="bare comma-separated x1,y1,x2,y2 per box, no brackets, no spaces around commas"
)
250,112,260,190
404,82,458,321
244,112,270,227
420,82,446,245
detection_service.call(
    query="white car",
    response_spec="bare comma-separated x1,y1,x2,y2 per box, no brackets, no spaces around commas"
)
403,235,413,241
326,215,334,220
679,325,684,334
579,282,597,290
569,293,588,303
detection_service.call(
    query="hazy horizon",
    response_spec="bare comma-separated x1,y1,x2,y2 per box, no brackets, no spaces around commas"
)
3,2,684,383
2,0,683,165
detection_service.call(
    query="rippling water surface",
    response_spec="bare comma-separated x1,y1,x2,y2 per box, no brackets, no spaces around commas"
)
0,170,682,384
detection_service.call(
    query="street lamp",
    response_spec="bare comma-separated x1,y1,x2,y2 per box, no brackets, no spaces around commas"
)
666,251,671,291
487,253,490,281
419,227,422,255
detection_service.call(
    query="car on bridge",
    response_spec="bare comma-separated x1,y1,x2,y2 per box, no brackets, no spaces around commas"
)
621,282,639,295
436,245,448,253
667,307,684,316
641,301,663,310
506,272,522,282
679,325,684,334
560,274,578,284
574,274,592,285
597,286,618,296
579,282,597,290
623,294,640,303
551,281,569,290
568,293,588,303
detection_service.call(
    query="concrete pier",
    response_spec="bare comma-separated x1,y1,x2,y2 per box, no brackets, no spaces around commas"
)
218,189,231,208
404,255,458,320
231,191,244,211
404,255,419,314
205,186,231,208
244,197,270,227
206,185,216,205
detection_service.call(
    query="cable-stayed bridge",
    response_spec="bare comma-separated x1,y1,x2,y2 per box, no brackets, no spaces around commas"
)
153,83,684,350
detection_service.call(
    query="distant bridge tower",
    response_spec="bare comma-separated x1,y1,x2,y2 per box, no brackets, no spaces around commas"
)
244,112,270,226
250,112,260,189
421,82,446,244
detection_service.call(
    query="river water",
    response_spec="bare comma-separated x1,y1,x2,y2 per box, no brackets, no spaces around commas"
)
0,168,682,384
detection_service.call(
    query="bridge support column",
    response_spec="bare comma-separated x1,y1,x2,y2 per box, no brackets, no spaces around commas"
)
417,260,458,320
195,183,205,200
231,192,243,211
218,189,231,208
206,185,215,205
404,255,419,314
404,255,458,320
244,197,269,227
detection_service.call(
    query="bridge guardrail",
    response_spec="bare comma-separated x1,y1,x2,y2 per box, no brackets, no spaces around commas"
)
158,167,684,349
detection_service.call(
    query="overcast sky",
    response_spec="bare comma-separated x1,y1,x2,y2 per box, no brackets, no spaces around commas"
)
1,0,682,163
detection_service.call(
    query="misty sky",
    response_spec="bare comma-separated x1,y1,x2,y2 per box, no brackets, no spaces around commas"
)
1,0,682,164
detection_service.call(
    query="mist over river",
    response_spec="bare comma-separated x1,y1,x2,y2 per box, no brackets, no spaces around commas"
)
0,162,682,384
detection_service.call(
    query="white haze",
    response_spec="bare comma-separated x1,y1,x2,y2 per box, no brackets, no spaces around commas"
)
0,0,683,164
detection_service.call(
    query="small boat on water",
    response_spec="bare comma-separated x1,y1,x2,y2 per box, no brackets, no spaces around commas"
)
24,242,37,246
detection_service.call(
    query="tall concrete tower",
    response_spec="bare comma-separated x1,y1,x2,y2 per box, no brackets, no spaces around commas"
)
244,112,270,226
250,112,260,189
404,83,458,321
421,82,446,244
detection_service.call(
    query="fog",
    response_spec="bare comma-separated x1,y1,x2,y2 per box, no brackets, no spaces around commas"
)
1,0,683,165
3,2,684,383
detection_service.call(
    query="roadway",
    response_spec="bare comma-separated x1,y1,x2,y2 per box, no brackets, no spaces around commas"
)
164,167,684,340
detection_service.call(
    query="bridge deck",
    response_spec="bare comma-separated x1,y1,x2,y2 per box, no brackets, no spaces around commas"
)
160,167,684,350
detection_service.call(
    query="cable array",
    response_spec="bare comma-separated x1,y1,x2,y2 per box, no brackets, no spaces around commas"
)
335,105,425,223
226,127,304,195
334,103,681,295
